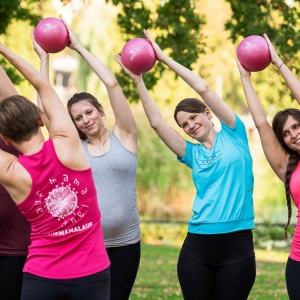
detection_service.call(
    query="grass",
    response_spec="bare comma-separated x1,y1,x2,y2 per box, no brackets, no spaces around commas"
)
249,248,289,300
130,243,182,299
130,243,290,300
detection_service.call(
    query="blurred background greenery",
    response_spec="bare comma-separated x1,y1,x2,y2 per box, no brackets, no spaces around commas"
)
1,0,300,238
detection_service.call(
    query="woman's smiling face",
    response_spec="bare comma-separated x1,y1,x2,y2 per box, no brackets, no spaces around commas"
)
70,100,104,137
176,109,213,141
282,114,300,154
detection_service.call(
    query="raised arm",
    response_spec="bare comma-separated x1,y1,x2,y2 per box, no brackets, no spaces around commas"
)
63,21,137,152
235,50,289,181
0,38,77,138
115,55,186,158
264,34,300,105
144,30,235,128
0,66,19,100
31,32,50,129
0,37,87,174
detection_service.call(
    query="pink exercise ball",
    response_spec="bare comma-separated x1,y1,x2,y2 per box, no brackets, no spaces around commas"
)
236,35,271,72
34,18,69,53
121,38,157,73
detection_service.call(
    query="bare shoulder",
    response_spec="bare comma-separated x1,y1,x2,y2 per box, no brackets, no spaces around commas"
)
113,127,137,154
0,153,32,204
52,137,90,170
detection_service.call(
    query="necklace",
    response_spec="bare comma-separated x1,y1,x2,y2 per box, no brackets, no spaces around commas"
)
88,131,111,151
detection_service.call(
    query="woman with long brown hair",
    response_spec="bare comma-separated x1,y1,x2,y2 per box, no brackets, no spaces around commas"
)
236,33,300,300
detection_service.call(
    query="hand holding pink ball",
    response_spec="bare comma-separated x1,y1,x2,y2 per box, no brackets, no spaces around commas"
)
236,35,271,72
34,17,69,53
121,38,157,74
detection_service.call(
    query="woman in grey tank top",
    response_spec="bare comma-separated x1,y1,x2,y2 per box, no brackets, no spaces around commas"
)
35,24,141,300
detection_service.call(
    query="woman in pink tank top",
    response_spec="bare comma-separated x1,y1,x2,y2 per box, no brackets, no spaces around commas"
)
33,21,140,300
0,33,110,299
236,34,300,300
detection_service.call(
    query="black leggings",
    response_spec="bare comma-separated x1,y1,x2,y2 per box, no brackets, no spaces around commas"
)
21,268,110,300
106,241,141,300
286,256,300,300
177,231,256,300
0,255,27,300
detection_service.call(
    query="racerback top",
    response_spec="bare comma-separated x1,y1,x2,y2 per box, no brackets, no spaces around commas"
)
17,139,110,279
82,132,140,247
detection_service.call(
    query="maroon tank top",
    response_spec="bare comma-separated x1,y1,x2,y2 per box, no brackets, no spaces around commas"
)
0,139,31,255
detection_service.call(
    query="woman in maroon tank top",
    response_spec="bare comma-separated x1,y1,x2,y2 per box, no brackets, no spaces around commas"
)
0,66,31,300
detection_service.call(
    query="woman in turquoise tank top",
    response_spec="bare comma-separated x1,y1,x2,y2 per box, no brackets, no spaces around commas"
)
236,33,300,300
34,20,141,300
117,30,256,300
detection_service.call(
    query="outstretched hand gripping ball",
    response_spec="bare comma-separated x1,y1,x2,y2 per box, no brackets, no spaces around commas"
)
34,17,69,53
121,38,157,73
236,35,271,72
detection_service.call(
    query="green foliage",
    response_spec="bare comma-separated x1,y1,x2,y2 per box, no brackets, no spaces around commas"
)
108,0,152,36
140,220,293,249
136,117,193,219
253,222,295,245
0,0,42,82
225,0,300,102
105,0,206,101
0,62,23,85
140,221,187,245
154,0,206,68
137,126,184,192
0,0,41,33
225,0,300,50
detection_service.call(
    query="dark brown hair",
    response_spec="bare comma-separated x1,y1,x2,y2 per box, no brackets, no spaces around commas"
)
67,92,104,140
272,108,300,240
0,95,40,142
174,98,207,127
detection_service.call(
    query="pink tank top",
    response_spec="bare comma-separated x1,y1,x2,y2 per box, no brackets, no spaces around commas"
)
17,139,110,279
290,161,300,261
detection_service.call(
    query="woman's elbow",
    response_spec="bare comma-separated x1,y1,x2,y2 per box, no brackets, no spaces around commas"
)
149,118,164,131
106,78,120,89
197,82,210,95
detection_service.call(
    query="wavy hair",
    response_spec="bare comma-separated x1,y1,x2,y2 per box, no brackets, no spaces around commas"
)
272,108,300,240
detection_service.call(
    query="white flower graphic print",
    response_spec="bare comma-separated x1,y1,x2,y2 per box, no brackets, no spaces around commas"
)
45,183,77,219
33,175,93,236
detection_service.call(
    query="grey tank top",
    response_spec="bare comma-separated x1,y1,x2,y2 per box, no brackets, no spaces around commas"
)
82,132,140,247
